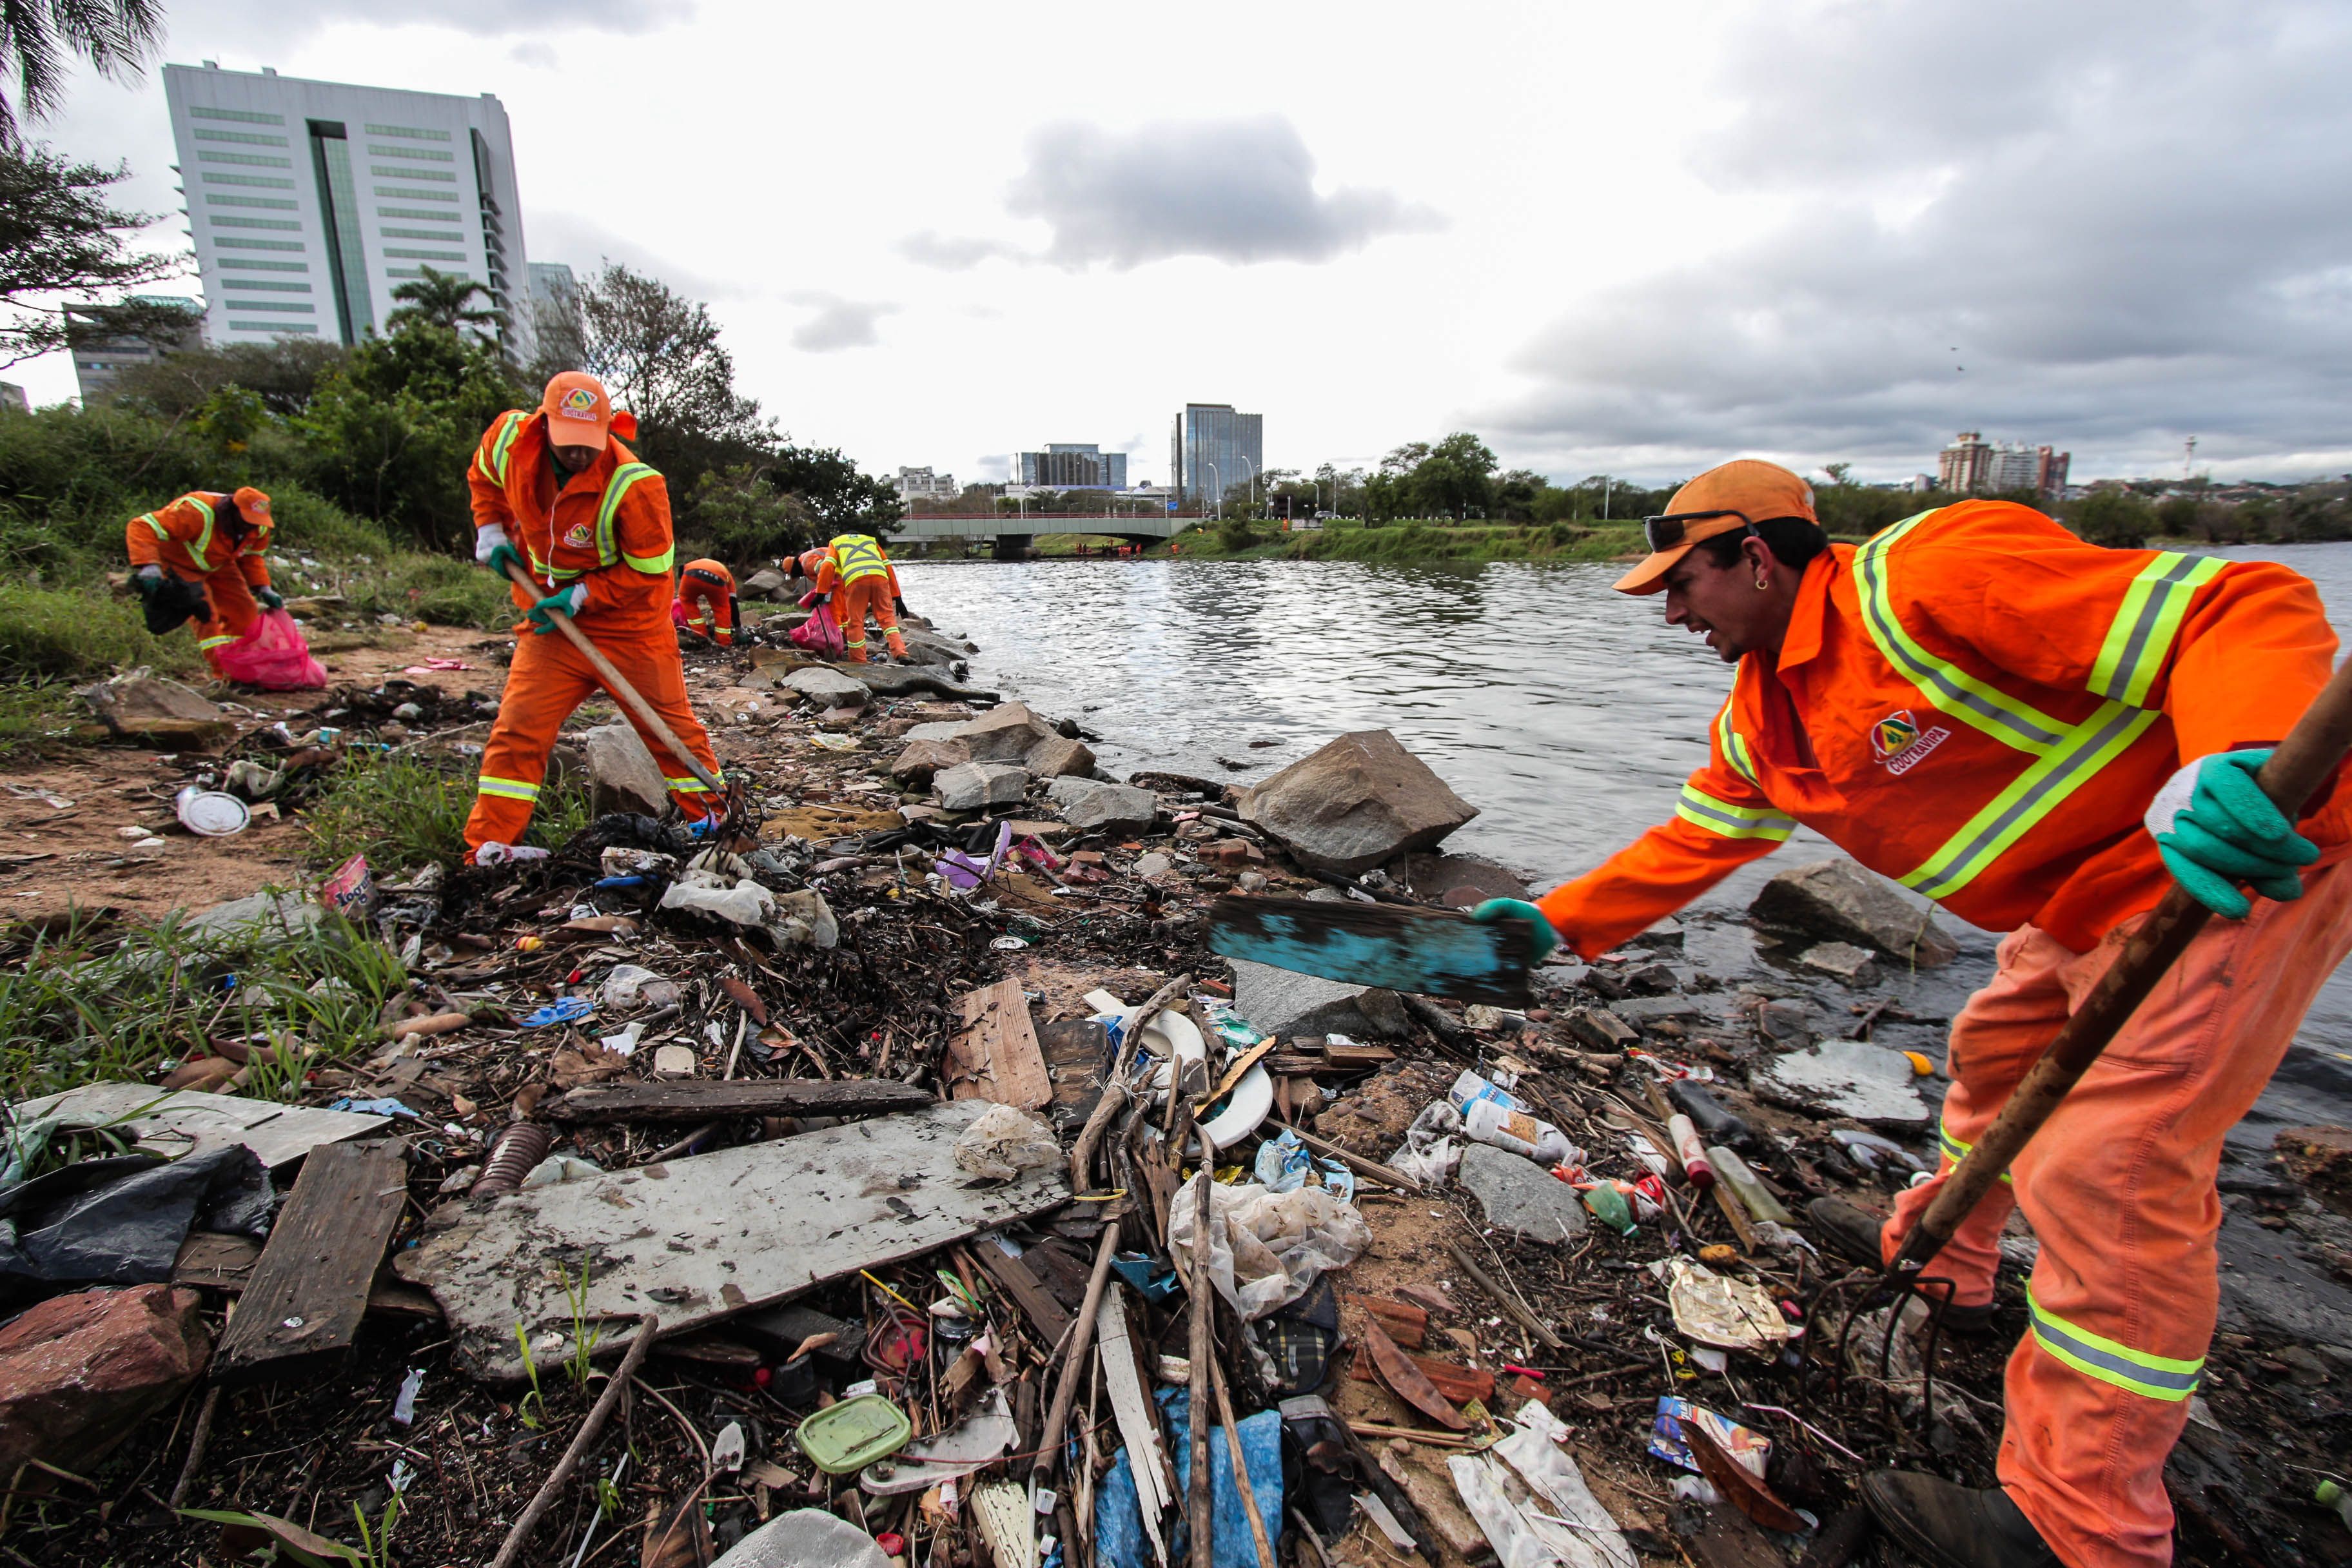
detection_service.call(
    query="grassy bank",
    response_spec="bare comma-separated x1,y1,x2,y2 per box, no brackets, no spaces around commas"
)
1155,516,1651,564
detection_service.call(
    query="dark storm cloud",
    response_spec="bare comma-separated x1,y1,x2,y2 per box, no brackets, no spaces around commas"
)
1488,1,2352,481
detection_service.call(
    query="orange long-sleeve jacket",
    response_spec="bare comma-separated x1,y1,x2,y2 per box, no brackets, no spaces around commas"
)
1537,501,2352,958
124,491,273,589
467,409,676,631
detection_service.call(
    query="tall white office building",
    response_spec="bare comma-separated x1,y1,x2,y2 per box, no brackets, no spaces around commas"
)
161,63,533,358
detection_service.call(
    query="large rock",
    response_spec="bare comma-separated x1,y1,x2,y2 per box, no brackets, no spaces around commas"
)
955,702,1056,763
1023,734,1095,779
935,761,1029,812
1047,776,1158,834
1749,1039,1931,1126
1228,957,1407,1039
0,1284,211,1475
1238,730,1477,876
781,666,872,708
742,566,790,601
77,668,229,748
1458,1145,1588,1245
850,665,999,702
583,723,668,819
891,738,972,788
1749,859,1958,967
1394,851,1531,907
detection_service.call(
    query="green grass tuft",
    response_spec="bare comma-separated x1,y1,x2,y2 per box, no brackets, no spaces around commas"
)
302,752,587,872
0,582,202,682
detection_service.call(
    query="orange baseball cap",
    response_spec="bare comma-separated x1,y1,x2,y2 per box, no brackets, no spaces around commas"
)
540,371,612,447
232,486,271,527
1612,458,1817,594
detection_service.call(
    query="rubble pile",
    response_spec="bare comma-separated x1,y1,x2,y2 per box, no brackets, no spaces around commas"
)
3,616,2347,1568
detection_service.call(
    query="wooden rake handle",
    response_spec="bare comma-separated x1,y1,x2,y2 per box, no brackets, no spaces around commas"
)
1892,649,2352,1269
501,560,723,798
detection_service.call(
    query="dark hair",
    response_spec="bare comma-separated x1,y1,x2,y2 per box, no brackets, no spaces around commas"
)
1692,516,1829,573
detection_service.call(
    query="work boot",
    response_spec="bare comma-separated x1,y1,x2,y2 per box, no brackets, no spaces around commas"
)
1861,1473,2058,1568
1808,1198,1997,1334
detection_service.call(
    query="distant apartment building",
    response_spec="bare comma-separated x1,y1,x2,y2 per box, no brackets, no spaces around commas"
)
1170,404,1263,510
162,62,533,358
0,382,27,413
892,467,959,503
67,296,206,404
1937,431,2070,498
1014,444,1127,490
527,261,578,350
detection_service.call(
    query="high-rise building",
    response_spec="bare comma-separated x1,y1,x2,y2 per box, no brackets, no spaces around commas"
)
1170,404,1262,510
1014,444,1128,489
891,467,959,502
162,63,533,358
66,297,205,404
1937,431,2070,498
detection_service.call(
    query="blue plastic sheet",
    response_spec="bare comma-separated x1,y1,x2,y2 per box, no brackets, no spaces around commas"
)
1095,1389,1283,1568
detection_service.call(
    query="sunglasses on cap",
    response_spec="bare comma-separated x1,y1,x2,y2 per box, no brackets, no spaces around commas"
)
1642,508,1758,553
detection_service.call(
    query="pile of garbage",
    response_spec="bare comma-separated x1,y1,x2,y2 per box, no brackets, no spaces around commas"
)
3,614,2346,1568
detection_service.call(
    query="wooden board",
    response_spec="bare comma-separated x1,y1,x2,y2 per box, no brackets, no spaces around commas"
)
945,978,1052,1110
1095,1288,1172,1565
212,1140,409,1385
171,1233,444,1320
970,1240,1072,1346
1207,896,1532,1007
396,1101,1068,1382
549,1078,931,1122
12,1083,390,1169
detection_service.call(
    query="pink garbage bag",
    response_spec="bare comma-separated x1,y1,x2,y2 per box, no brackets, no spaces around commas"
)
211,608,328,690
790,600,847,658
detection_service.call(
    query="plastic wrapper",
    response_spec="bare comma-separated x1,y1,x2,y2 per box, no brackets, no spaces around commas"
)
952,1106,1060,1181
1665,1257,1794,1353
659,872,776,926
0,1142,270,1305
1649,1396,1769,1478
1253,1128,1312,1193
1448,1398,1637,1568
1167,1171,1371,1320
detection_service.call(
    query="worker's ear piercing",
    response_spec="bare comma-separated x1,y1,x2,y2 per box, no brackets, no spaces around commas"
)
1754,576,1769,591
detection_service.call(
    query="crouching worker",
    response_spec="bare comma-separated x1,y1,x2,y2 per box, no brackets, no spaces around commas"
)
792,533,911,663
464,371,726,863
126,486,279,674
672,558,740,647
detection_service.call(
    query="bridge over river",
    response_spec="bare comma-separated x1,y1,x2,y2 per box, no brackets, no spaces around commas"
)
894,513,1201,559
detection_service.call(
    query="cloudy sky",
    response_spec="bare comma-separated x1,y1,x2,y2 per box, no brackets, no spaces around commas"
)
12,0,2351,486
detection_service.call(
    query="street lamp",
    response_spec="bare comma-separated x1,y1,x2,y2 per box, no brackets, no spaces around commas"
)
1237,455,1257,518
1206,461,1222,520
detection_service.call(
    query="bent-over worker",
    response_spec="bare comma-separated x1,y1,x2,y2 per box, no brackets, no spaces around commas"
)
1465,460,2352,1568
672,558,740,647
124,485,280,676
794,533,910,662
464,371,725,862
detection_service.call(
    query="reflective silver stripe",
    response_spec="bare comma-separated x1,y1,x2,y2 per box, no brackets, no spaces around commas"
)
2089,553,2227,707
2027,1288,2202,1400
1674,785,1795,841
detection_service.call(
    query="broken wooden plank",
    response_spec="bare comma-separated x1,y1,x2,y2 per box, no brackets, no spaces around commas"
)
946,978,1052,1110
970,1241,1072,1346
12,1083,389,1169
547,1078,930,1123
172,1233,442,1320
1095,1287,1173,1565
397,1101,1067,1382
212,1140,408,1385
1207,896,1532,1008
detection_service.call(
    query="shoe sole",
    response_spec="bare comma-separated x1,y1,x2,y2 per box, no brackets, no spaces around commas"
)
1861,1473,1971,1568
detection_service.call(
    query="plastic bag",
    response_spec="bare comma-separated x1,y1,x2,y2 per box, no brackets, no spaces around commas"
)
1167,1173,1370,1321
952,1106,1061,1181
211,608,328,690
791,601,847,658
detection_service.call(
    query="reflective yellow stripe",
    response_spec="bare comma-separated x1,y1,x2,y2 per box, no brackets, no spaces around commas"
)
596,462,659,567
1854,511,2070,756
475,776,540,801
1674,783,1795,841
2089,553,2227,708
1715,687,1760,789
475,409,525,484
623,545,674,575
2027,1286,2202,1401
184,496,218,564
830,533,888,582
198,632,238,651
1937,1115,2012,1186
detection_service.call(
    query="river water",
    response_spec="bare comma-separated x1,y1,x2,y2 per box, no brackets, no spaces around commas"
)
896,542,2352,1146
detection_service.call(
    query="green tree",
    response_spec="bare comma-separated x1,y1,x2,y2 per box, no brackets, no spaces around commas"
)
106,337,348,419
2063,486,2155,549
688,463,816,561
578,261,770,498
386,264,502,334
0,1,162,145
0,144,182,366
765,443,901,538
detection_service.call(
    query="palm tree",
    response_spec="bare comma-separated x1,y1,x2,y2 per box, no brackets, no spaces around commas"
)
1,1,164,146
386,265,505,333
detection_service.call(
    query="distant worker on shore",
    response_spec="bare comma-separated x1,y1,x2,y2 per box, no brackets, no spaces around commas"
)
792,533,912,663
1458,459,2352,1568
124,485,280,676
672,558,740,647
464,372,725,863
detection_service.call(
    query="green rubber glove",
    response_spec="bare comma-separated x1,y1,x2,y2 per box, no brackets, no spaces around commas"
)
132,566,163,600
526,582,587,635
1470,897,1561,962
255,586,283,611
2146,748,2318,919
484,542,527,581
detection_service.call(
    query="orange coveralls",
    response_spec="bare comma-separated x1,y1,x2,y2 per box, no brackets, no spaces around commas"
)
123,492,273,673
672,559,738,647
1536,502,2352,1568
808,534,905,662
462,409,724,855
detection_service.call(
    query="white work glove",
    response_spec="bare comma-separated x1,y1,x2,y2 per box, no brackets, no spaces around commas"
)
134,565,162,582
475,841,551,866
475,522,511,565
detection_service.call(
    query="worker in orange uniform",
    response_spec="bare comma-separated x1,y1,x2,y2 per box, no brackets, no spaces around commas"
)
793,533,911,662
124,486,280,675
463,372,725,862
1459,460,2352,1568
672,559,740,647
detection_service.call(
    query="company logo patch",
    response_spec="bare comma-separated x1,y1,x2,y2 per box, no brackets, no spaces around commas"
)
1872,709,1952,776
555,387,600,421
564,522,594,549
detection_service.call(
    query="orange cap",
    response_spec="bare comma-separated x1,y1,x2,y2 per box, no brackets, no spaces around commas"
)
796,548,829,581
540,371,612,448
1612,458,1817,595
232,486,271,527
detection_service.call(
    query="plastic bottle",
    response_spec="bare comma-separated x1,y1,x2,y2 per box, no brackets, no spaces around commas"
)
1449,1069,1528,1115
1669,1114,1716,1189
1668,1079,1753,1147
1582,1182,1638,1235
1707,1146,1796,1225
1462,1099,1582,1165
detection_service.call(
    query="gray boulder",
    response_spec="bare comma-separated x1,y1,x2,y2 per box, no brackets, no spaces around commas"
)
1228,958,1407,1039
936,761,1029,812
891,738,971,787
583,723,668,818
77,669,229,747
1238,730,1477,875
955,702,1055,762
905,721,966,742
1749,1039,1931,1126
1458,1145,1588,1244
1046,776,1157,834
781,667,872,708
1023,734,1095,779
741,566,790,601
1749,859,1958,968
1394,851,1531,907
